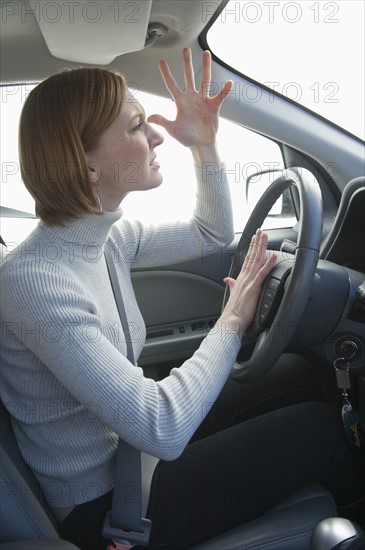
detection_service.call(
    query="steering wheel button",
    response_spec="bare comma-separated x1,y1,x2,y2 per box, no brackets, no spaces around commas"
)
261,300,272,313
263,288,276,302
259,311,268,324
267,277,281,291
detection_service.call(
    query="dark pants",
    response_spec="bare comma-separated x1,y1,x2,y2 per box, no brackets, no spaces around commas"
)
60,357,364,550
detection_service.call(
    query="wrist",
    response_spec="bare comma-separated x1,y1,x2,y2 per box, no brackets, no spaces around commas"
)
216,313,247,341
190,143,222,167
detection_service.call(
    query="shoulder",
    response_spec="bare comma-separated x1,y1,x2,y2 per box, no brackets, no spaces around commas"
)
110,217,144,241
0,242,88,324
1,226,65,283
109,217,150,262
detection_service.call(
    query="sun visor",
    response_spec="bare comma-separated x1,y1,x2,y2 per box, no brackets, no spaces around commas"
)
28,0,153,64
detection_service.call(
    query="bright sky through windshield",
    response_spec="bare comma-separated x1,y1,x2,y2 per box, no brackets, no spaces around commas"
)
208,0,365,139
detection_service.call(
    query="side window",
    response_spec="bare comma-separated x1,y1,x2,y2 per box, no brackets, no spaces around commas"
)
0,86,294,246
122,94,294,232
1,84,38,246
214,117,294,231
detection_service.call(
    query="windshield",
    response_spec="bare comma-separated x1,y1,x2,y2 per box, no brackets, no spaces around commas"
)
207,0,365,140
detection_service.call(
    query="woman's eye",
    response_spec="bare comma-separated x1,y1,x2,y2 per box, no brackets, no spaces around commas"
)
133,121,144,132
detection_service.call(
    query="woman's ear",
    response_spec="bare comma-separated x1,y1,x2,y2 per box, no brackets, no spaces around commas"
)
86,161,101,183
86,159,103,210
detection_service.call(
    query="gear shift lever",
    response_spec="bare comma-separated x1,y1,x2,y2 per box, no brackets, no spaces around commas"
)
310,517,364,549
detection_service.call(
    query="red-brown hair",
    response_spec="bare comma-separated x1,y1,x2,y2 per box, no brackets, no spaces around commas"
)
19,68,126,225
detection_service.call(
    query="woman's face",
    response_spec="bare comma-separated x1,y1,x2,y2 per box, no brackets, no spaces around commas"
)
85,97,164,211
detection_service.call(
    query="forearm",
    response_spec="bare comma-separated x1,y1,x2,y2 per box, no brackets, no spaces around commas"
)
129,164,234,268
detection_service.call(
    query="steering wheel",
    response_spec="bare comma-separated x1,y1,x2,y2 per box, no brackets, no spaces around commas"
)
224,167,323,383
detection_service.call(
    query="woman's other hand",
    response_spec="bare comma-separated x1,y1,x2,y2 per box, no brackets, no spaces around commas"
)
148,47,233,165
219,229,277,337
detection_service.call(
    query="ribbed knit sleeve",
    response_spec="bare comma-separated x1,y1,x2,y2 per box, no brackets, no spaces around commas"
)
2,258,239,460
0,257,241,464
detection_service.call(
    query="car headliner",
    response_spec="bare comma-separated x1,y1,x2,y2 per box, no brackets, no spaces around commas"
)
1,0,364,190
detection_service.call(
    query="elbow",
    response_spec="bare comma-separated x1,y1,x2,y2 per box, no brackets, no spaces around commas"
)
214,226,234,250
158,445,185,462
147,431,188,462
223,226,235,247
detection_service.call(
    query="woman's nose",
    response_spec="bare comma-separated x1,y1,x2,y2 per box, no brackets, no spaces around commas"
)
147,124,164,148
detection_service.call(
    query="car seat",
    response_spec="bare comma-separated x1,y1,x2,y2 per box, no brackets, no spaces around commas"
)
0,399,340,550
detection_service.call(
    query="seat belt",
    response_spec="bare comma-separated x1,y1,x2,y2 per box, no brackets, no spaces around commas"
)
102,241,152,548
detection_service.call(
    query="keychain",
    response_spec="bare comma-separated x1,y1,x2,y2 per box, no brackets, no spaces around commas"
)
333,357,363,449
341,400,362,448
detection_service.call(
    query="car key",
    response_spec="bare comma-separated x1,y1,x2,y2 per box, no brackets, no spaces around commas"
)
342,402,362,448
334,358,363,449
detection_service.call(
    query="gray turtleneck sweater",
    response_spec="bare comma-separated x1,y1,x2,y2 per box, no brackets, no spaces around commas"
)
0,167,241,509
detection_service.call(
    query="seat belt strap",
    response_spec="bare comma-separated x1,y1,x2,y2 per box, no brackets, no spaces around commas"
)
103,241,151,546
104,241,135,367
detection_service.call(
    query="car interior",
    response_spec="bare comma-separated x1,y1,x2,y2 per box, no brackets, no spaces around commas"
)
0,0,364,549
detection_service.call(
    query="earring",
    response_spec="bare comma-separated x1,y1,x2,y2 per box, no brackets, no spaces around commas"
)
95,182,102,211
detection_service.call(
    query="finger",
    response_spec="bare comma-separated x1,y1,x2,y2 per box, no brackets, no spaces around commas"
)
200,50,212,97
147,114,174,135
256,231,269,263
183,47,196,91
223,277,235,288
244,230,271,281
251,231,269,272
242,236,256,270
243,229,261,270
214,79,233,106
254,252,277,285
158,59,181,99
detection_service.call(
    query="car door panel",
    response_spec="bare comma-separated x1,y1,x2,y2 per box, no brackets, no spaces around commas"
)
132,269,225,367
132,230,297,369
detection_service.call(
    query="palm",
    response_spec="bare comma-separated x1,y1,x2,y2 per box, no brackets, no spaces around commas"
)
148,48,232,149
170,100,218,147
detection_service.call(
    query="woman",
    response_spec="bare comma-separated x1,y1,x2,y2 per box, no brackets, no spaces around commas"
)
0,49,363,549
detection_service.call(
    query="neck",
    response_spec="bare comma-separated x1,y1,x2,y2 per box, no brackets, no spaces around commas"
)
40,210,123,246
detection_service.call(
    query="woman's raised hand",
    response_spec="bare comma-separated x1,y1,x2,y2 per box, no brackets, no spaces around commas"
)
147,47,233,151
